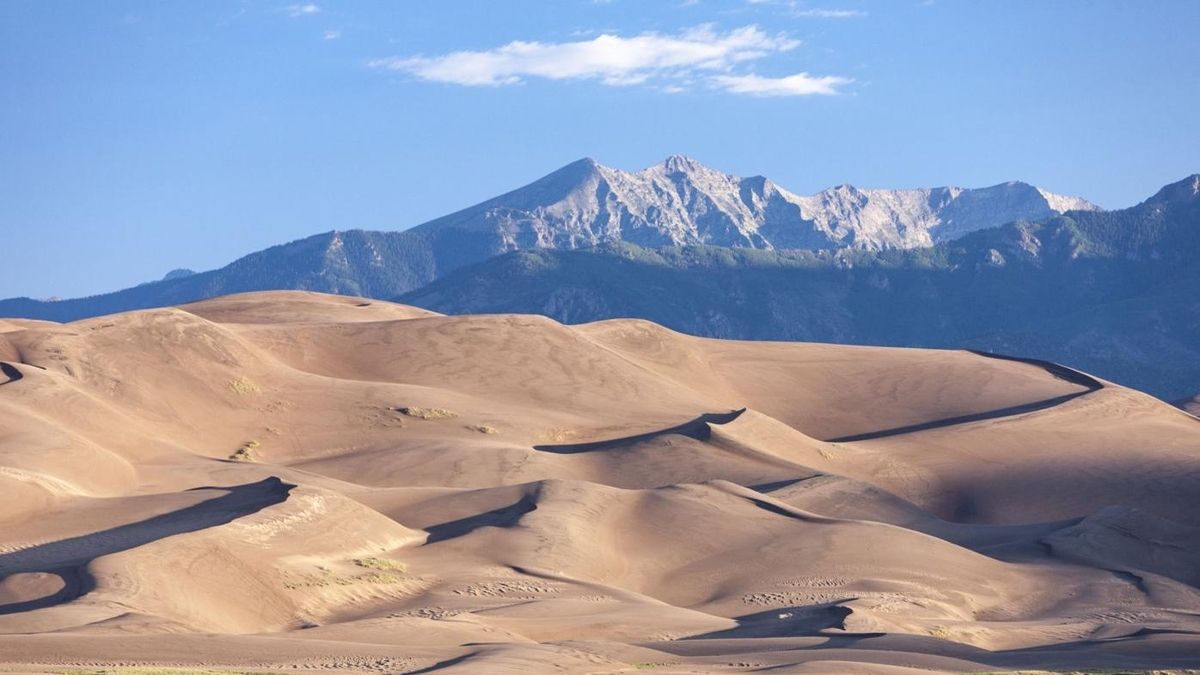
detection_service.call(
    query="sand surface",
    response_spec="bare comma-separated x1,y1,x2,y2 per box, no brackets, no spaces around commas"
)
1,291,1199,674
1178,394,1200,417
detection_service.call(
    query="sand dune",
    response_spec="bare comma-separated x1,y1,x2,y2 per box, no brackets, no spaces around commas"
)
1178,393,1200,416
1,291,1199,673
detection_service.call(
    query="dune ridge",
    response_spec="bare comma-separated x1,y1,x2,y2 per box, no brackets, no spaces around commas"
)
1,291,1199,673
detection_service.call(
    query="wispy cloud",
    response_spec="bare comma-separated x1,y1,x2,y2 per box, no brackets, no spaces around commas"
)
746,1,867,17
368,24,847,96
791,8,866,18
711,72,849,96
286,3,320,18
323,29,341,40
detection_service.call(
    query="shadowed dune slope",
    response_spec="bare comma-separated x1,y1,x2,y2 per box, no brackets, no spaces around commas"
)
1,290,1199,674
1178,393,1200,416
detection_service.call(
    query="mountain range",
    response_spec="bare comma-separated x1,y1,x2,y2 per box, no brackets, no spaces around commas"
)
1,159,1195,400
404,173,1200,400
0,157,1095,322
412,155,1097,251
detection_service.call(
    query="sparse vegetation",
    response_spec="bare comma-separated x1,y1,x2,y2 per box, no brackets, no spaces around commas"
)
354,556,407,572
261,399,292,413
466,424,498,434
226,376,260,395
538,427,576,443
281,563,409,590
354,571,405,585
228,440,260,462
395,406,457,420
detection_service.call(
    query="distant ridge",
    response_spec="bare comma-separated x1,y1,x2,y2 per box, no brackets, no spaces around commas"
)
400,172,1200,400
0,157,1099,322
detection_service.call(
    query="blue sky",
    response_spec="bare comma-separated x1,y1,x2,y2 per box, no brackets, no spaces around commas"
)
2,1,1197,299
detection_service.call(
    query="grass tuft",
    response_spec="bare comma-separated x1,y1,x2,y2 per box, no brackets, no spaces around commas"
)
228,440,260,462
226,376,260,395
395,406,458,420
354,557,407,572
282,562,410,590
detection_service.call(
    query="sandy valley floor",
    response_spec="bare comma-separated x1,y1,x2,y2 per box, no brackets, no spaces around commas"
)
2,291,1200,673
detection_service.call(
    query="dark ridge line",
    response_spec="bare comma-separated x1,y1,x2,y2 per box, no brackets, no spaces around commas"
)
1109,568,1149,594
966,349,1105,390
827,391,1092,443
747,474,825,494
745,495,820,523
0,477,293,616
423,495,538,544
532,408,747,454
828,351,1104,443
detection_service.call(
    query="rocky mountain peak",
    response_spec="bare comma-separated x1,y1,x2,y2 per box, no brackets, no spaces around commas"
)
411,156,1106,252
657,154,707,174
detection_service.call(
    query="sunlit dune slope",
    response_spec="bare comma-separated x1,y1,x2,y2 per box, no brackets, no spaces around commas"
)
1,290,1199,674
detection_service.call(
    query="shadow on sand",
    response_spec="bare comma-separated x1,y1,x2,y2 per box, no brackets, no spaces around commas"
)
532,409,747,454
424,494,539,544
0,477,293,615
0,362,23,385
686,602,859,640
828,351,1104,443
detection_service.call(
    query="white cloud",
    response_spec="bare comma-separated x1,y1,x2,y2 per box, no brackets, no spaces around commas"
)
368,24,814,91
745,1,867,17
710,72,849,96
286,3,320,18
323,29,341,40
792,8,866,18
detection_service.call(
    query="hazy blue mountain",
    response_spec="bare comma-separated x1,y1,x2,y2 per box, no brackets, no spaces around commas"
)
0,157,1093,322
400,175,1200,400
0,228,486,322
161,268,196,281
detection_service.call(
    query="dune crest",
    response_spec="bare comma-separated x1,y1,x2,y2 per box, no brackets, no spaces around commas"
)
2,291,1199,673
